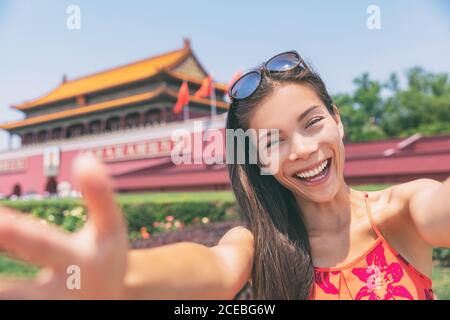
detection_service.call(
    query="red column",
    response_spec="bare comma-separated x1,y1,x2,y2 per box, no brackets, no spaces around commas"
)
119,116,125,130
162,106,167,123
61,127,67,139
83,122,89,135
101,119,107,132
8,133,12,150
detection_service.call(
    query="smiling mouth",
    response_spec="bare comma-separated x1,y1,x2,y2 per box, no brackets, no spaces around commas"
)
292,157,332,185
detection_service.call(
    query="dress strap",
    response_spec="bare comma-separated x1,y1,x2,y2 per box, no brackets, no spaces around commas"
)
363,192,384,240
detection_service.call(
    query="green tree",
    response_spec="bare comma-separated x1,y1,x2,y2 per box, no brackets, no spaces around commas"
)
334,67,450,142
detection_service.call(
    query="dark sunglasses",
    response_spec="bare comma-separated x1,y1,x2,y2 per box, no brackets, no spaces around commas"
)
228,50,308,101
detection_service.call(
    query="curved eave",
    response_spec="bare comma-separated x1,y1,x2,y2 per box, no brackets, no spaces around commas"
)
163,69,228,91
13,44,193,111
1,86,229,131
12,54,228,112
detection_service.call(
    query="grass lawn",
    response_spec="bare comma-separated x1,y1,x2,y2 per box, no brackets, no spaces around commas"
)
0,255,40,279
111,184,390,207
352,184,392,192
0,190,236,206
116,190,236,203
431,265,450,300
120,183,392,200
117,184,391,202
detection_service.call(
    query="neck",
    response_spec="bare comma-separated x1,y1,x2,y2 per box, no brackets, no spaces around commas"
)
295,183,366,237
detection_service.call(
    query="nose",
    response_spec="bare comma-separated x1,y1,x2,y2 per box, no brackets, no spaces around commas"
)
288,132,317,161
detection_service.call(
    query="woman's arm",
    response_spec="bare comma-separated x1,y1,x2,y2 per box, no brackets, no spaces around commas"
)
123,226,254,300
397,177,450,247
0,154,253,300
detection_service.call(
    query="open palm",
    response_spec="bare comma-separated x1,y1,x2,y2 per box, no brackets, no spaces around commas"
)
0,154,128,299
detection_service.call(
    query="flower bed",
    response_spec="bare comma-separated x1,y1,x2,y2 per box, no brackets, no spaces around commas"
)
131,220,253,300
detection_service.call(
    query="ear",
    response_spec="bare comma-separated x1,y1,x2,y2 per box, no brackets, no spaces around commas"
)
332,105,345,140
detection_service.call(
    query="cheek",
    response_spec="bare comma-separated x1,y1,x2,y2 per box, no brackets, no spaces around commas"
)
321,124,346,176
319,122,343,152
319,122,338,141
258,144,290,176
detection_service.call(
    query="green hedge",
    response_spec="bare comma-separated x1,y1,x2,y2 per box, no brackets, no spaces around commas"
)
1,198,449,265
0,199,241,241
434,248,450,267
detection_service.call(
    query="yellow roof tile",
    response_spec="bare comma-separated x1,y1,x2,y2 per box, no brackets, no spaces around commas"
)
165,70,228,91
14,45,191,110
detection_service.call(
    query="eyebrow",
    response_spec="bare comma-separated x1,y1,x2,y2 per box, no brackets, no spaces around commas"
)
258,105,322,143
297,105,322,122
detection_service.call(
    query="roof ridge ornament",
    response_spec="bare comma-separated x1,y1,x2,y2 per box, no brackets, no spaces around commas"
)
382,133,422,157
183,38,191,49
396,133,422,149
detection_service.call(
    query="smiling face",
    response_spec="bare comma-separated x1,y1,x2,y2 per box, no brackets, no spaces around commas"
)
249,82,346,203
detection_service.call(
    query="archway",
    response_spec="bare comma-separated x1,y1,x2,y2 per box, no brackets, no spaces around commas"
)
50,127,63,140
106,117,120,131
12,184,22,197
145,109,162,125
45,177,58,195
125,113,140,128
67,124,85,138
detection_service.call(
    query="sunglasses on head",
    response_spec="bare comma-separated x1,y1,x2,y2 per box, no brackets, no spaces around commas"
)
228,50,308,101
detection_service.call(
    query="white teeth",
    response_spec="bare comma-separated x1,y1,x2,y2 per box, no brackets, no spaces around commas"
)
296,159,328,178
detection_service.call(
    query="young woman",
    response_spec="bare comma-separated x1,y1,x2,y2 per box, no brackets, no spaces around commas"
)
0,51,449,300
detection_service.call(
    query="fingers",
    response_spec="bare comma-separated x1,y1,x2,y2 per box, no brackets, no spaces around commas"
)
0,269,54,300
0,278,45,300
0,207,76,270
72,153,126,239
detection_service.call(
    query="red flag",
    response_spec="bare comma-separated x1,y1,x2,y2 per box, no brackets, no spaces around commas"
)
226,70,243,93
194,75,213,98
173,81,189,114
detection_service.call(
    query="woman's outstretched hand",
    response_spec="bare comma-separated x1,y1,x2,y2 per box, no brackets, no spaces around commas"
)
0,153,129,299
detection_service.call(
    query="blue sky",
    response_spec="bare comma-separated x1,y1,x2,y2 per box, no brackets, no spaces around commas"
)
0,0,449,150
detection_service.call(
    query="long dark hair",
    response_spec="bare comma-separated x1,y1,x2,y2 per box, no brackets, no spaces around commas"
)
226,64,336,299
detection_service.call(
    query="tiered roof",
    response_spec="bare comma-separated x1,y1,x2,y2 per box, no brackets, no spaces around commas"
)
1,39,228,130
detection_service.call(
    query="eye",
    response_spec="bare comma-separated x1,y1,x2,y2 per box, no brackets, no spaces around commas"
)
307,117,323,128
266,140,276,148
266,138,283,148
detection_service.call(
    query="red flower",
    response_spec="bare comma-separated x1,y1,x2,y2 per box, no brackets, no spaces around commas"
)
351,242,413,300
424,288,434,300
314,270,340,295
140,227,151,239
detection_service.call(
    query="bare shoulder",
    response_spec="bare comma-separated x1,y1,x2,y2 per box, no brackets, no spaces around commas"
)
367,180,437,277
366,185,394,203
391,178,442,205
367,179,442,221
210,226,255,293
217,226,254,246
363,185,395,217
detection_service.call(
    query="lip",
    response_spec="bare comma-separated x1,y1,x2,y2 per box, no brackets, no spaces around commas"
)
295,157,332,187
292,157,332,177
